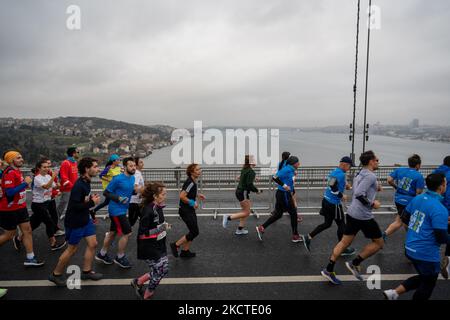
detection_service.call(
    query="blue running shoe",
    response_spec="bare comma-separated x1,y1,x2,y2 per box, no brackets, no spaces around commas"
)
114,255,132,269
321,269,342,285
95,252,114,265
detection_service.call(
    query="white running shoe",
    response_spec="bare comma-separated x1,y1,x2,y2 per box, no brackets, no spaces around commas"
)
383,289,399,300
235,228,249,235
222,214,229,228
55,229,65,237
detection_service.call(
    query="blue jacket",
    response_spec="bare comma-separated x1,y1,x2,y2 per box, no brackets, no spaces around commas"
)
275,165,296,192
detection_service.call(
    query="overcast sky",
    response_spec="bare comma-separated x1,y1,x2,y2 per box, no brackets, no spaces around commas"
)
1,0,449,129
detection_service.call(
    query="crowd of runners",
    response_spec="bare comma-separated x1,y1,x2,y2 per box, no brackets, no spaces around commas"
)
0,146,449,300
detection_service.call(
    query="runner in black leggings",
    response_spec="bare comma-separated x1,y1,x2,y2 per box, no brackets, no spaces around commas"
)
30,159,66,251
256,156,302,243
170,164,206,258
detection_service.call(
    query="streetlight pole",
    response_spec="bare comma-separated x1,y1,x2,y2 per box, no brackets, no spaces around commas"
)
350,0,361,164
362,0,372,152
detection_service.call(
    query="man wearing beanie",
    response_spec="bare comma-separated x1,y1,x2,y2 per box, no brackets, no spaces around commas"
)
256,156,302,243
0,150,45,266
57,147,80,221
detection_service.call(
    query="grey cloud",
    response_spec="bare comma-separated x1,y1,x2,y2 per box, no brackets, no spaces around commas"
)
0,0,449,128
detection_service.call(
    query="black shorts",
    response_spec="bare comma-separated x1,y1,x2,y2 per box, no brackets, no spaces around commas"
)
395,203,406,216
235,190,250,202
179,207,199,241
110,215,132,236
320,198,345,222
0,208,30,231
344,214,383,239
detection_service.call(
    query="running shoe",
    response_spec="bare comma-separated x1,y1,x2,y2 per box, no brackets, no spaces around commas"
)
180,250,196,258
291,234,302,243
170,242,179,258
81,270,103,281
320,269,342,285
340,247,356,256
131,278,145,299
12,235,21,252
256,225,264,241
54,229,65,237
222,214,229,228
143,289,155,300
345,261,364,281
235,228,249,235
48,273,67,287
383,289,399,300
302,235,311,252
95,252,114,265
51,240,67,251
24,256,45,267
114,255,132,268
441,256,449,280
0,288,8,299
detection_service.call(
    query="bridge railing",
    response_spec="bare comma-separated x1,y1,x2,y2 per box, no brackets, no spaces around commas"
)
20,165,438,215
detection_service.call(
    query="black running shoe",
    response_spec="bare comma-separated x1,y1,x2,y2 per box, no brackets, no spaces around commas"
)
170,242,179,258
131,278,144,299
180,250,196,258
12,235,21,252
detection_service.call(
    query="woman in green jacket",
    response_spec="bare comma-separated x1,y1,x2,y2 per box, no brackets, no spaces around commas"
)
222,155,262,235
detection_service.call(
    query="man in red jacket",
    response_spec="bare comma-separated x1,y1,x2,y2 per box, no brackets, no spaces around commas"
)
57,147,80,220
0,150,45,266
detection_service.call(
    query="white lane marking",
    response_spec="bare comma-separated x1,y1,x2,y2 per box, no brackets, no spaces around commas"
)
95,211,396,219
1,274,446,288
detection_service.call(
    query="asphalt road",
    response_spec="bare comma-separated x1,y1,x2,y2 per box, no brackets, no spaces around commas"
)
1,212,449,300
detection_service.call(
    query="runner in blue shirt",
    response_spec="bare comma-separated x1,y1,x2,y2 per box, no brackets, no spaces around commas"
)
256,156,302,243
302,156,356,256
95,157,137,269
383,154,424,240
383,173,449,300
432,155,450,279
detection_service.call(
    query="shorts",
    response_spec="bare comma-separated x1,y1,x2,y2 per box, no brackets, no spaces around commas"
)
235,189,250,202
320,198,345,221
395,203,406,216
344,214,383,239
65,219,96,245
0,208,30,231
110,214,132,236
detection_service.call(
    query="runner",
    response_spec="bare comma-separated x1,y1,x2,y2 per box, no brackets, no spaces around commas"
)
95,157,136,268
432,156,450,279
0,150,44,267
302,156,356,256
57,147,79,220
383,173,449,300
30,159,66,251
383,154,424,240
91,154,122,219
128,157,145,227
48,157,102,286
170,163,206,258
222,155,262,235
321,150,384,285
274,152,302,222
256,156,301,243
44,158,65,237
131,182,170,300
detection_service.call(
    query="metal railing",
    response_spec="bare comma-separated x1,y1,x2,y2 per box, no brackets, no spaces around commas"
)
21,165,438,216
